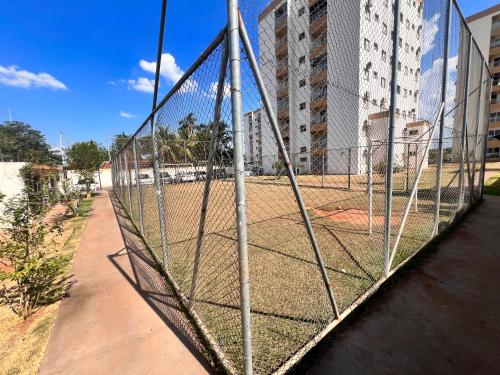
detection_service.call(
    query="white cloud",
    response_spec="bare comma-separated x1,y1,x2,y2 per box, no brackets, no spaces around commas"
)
205,81,231,99
120,110,136,119
178,78,199,94
419,55,458,121
0,64,67,90
139,53,183,84
422,13,440,56
127,77,155,93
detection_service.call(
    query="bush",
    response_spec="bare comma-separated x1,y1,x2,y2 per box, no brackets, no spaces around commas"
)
0,191,70,319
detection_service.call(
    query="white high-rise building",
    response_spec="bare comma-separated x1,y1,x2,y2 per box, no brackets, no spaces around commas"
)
245,0,426,175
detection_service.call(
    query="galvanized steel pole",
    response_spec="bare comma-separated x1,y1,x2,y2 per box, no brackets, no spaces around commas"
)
228,2,253,374
150,0,170,269
469,62,484,203
239,15,340,318
124,152,133,215
189,34,229,309
132,138,145,236
368,142,373,236
433,0,452,236
383,0,402,275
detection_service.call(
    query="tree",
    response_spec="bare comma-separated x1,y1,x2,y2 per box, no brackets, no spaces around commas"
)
0,188,69,319
110,132,130,159
0,121,61,164
67,141,107,197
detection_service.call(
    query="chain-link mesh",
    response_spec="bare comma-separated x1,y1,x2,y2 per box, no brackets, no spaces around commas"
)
111,1,491,373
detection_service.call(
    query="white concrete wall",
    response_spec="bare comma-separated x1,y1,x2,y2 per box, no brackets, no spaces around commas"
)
0,162,27,209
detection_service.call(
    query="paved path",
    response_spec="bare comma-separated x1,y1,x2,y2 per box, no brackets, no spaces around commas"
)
292,195,500,374
40,191,210,375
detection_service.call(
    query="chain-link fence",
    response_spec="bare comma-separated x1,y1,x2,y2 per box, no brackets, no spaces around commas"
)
111,0,491,373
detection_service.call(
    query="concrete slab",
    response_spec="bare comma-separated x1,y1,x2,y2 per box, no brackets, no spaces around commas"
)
292,195,500,375
40,191,211,375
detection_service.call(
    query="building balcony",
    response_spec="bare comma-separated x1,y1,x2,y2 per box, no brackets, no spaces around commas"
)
310,113,327,134
311,63,327,82
491,64,500,74
310,34,327,59
310,86,327,102
310,9,327,37
276,58,288,78
311,96,327,110
491,102,500,112
490,46,500,57
276,37,288,58
491,26,500,38
275,15,287,36
276,79,288,98
492,84,500,93
311,137,327,151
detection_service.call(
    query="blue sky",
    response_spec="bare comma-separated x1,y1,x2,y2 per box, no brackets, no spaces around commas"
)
0,0,497,147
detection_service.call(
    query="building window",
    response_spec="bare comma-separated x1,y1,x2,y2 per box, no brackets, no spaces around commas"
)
373,71,378,79
405,43,409,53
364,38,370,51
298,7,305,16
397,61,402,71
382,23,388,35
300,157,307,162
382,50,387,61
299,79,306,87
300,124,307,132
299,32,306,41
375,13,379,22
300,102,306,110
397,85,401,94
364,69,370,80
300,146,307,153
299,56,306,64
381,77,386,88
409,129,419,135
406,19,410,29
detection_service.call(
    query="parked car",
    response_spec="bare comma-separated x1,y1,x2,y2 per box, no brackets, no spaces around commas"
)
160,172,173,184
75,178,98,194
243,170,253,177
176,171,196,183
194,171,206,181
136,173,154,186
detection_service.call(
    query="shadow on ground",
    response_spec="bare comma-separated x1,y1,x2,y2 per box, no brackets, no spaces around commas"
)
108,193,215,374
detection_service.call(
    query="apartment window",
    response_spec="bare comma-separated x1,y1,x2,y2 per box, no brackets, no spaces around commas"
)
300,124,307,132
372,98,378,106
406,19,410,29
364,38,370,51
299,79,306,87
300,146,307,153
364,69,370,80
405,43,409,53
299,32,306,41
299,56,306,64
300,102,306,110
374,42,379,51
300,157,308,162
404,88,407,98
397,85,401,94
404,66,409,76
382,50,387,61
373,71,378,79
382,23,388,35
298,6,305,16
381,77,386,88
409,129,419,135
490,111,500,122
397,61,402,71
375,13,379,22
399,37,402,47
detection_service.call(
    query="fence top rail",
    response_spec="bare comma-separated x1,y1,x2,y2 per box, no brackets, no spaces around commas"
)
112,26,227,162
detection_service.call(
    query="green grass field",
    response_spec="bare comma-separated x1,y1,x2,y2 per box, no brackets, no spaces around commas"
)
117,162,480,373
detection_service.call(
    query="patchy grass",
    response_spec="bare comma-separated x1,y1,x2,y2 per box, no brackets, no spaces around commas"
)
483,173,500,196
0,198,93,375
117,164,470,373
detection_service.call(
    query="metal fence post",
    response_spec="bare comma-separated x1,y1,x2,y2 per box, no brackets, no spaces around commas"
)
189,33,229,308
433,0,452,236
368,142,373,235
150,0,170,269
479,73,493,198
347,147,352,190
228,3,253,374
458,33,473,211
239,16,340,318
123,151,133,215
469,62,484,203
414,143,418,212
132,138,145,236
383,0,402,276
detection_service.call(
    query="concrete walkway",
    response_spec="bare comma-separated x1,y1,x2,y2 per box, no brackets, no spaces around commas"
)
40,191,210,375
292,195,500,374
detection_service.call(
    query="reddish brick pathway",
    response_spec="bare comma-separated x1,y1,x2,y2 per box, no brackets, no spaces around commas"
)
40,191,210,375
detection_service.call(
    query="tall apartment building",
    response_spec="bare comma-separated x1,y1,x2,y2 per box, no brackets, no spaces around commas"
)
467,4,500,159
243,109,264,168
244,0,425,175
